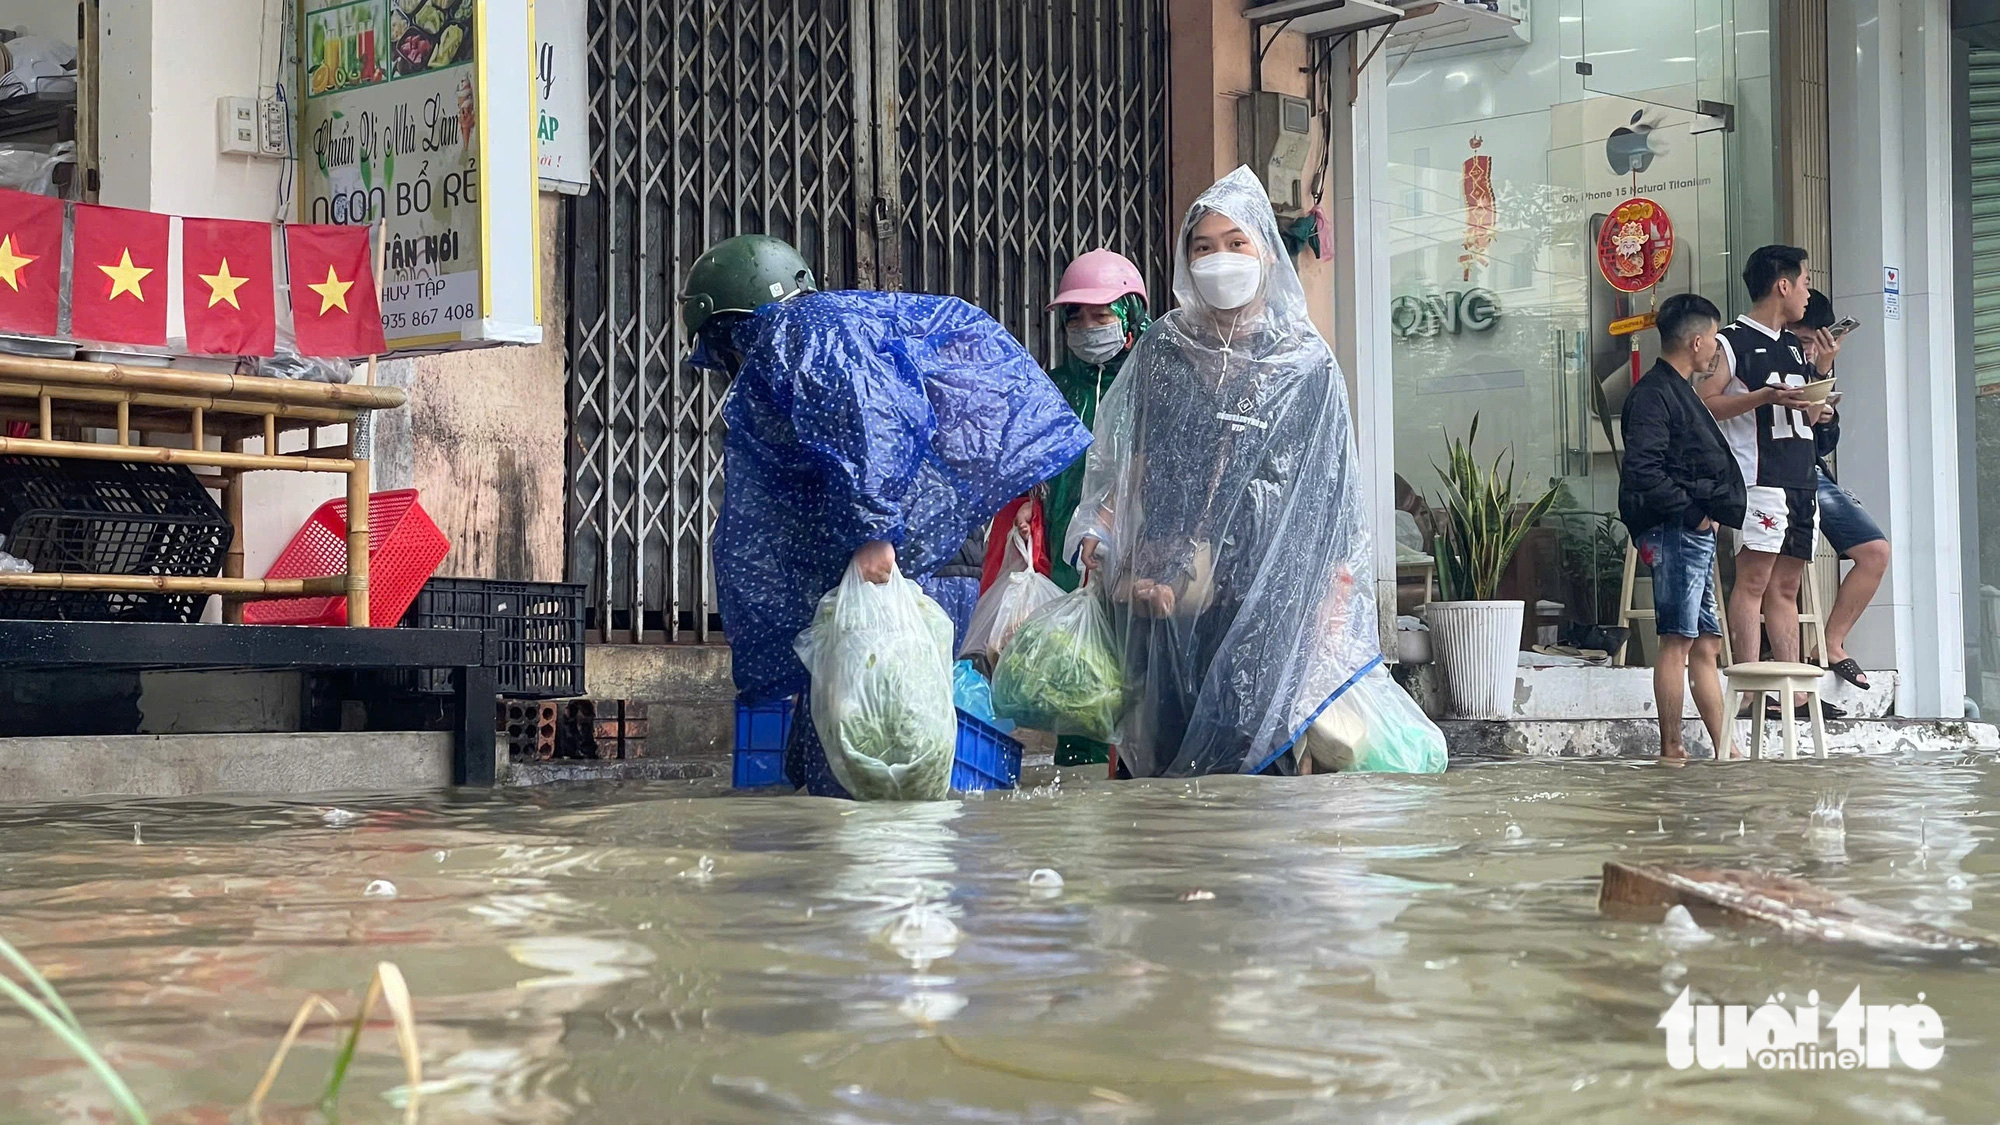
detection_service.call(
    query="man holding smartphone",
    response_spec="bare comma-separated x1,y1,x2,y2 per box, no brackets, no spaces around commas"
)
1698,245,1839,719
1793,289,1890,692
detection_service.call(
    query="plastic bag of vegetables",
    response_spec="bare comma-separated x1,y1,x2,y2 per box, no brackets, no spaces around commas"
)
1300,665,1447,774
793,560,959,801
960,531,1062,670
989,585,1124,742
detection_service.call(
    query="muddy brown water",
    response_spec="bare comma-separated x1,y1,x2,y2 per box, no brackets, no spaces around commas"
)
0,754,1997,1123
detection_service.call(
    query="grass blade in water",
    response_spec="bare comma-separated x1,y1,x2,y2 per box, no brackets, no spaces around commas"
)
0,932,81,1031
0,972,151,1125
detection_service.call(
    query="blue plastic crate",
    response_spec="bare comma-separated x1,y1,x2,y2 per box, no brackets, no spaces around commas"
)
733,747,788,789
952,709,1022,792
734,697,795,789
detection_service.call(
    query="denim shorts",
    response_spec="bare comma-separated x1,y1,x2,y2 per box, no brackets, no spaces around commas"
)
1816,470,1886,556
1639,524,1722,639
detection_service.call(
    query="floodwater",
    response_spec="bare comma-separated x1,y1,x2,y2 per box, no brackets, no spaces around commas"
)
2,754,1999,1124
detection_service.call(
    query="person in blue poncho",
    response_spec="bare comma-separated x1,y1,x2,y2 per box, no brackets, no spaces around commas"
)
683,234,1091,795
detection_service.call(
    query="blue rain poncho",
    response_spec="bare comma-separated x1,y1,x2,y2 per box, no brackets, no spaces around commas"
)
712,291,1092,704
1065,168,1385,778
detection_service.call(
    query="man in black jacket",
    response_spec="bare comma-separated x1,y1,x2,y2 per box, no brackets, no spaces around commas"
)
1620,293,1748,760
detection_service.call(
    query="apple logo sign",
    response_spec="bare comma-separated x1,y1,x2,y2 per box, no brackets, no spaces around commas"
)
1606,109,1669,175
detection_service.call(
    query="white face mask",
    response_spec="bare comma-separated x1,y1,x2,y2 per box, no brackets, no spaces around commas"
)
1066,321,1126,365
1189,252,1262,311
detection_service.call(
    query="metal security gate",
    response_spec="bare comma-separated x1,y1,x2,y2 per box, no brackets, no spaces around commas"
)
568,0,1169,642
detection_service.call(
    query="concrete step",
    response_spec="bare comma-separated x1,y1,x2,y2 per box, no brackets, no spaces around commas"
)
0,732,453,801
1405,662,1899,721
1443,716,1997,761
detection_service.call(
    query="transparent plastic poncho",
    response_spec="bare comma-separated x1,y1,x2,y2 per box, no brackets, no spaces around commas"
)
1064,166,1381,777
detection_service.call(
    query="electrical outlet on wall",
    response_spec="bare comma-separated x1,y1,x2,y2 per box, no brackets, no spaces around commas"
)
217,97,258,155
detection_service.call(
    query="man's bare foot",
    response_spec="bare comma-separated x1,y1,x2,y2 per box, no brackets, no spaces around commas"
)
1724,743,1746,761
1661,746,1689,763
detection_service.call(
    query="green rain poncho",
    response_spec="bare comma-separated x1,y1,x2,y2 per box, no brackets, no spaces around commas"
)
1044,293,1149,767
1045,293,1152,592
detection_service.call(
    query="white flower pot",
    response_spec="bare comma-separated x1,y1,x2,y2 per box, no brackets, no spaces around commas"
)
1427,600,1524,719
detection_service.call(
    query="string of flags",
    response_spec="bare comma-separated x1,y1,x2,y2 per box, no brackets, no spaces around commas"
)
0,187,387,359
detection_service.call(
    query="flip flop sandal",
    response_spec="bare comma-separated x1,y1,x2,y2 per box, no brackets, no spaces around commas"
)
1829,658,1870,690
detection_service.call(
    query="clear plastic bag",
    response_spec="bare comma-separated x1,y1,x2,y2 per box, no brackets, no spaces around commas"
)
1301,667,1447,774
989,584,1124,742
0,534,29,574
793,560,959,801
0,141,71,196
253,349,355,384
959,531,1063,669
953,659,1013,733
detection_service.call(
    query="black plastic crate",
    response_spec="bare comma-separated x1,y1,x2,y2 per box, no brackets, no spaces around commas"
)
401,577,585,698
0,457,230,623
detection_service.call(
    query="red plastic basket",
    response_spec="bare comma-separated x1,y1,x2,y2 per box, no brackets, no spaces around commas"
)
242,489,451,628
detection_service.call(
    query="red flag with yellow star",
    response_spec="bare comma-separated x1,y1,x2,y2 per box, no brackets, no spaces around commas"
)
0,188,64,336
70,202,170,347
181,217,276,356
284,224,385,358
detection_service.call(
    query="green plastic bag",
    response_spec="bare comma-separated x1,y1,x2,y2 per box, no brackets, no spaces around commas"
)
1302,667,1447,774
989,585,1124,742
794,561,959,800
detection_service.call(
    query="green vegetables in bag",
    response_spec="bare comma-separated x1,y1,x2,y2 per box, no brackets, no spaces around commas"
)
990,587,1124,742
795,564,958,801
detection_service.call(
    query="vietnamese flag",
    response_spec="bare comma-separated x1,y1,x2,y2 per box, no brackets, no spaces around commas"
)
0,189,63,336
182,217,276,356
70,202,170,347
284,224,385,357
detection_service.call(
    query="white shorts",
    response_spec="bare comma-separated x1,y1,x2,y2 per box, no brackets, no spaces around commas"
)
1735,484,1818,561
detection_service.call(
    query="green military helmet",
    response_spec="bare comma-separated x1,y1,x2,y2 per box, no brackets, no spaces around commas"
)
680,234,817,335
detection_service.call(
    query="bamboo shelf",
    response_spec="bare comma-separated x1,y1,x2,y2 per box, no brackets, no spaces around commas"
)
0,353,408,626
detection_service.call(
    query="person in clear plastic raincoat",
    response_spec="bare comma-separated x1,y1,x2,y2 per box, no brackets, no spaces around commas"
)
1066,167,1383,778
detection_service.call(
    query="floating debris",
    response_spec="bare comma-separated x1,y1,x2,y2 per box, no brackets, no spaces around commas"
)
131,824,142,846
1503,823,1523,841
1027,868,1064,891
682,855,716,883
364,880,398,898
1179,889,1216,903
1600,861,1991,952
320,807,363,827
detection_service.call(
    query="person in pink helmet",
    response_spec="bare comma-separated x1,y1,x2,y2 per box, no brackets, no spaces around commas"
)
981,248,1151,766
984,250,1152,586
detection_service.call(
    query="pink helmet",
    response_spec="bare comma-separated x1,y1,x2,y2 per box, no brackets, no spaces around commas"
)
1048,249,1147,310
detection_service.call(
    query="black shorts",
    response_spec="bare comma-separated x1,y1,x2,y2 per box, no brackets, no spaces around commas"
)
1738,485,1819,562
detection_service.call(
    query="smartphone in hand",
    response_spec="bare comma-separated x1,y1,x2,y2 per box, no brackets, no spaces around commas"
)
1829,316,1861,341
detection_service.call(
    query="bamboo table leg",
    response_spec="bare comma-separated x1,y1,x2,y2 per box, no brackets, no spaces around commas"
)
222,457,245,625
346,455,370,627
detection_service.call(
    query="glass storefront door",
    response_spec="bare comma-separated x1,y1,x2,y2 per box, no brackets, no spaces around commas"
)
1953,3,2000,715
1384,0,1775,657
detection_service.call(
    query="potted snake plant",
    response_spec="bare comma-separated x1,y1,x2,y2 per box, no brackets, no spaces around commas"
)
1427,417,1561,718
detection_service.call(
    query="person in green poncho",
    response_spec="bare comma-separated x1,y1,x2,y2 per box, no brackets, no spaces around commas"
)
983,249,1152,766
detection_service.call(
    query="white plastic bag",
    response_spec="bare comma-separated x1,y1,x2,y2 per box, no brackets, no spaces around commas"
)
794,560,959,801
1302,667,1447,774
959,531,1062,668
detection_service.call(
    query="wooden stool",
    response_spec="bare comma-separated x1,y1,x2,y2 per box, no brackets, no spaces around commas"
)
1725,661,1828,760
1615,541,1732,668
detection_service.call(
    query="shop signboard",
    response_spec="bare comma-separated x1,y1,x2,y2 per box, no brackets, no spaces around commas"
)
299,0,542,351
537,0,589,193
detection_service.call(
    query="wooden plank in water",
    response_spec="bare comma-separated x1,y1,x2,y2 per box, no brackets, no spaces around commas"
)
1599,861,1991,953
